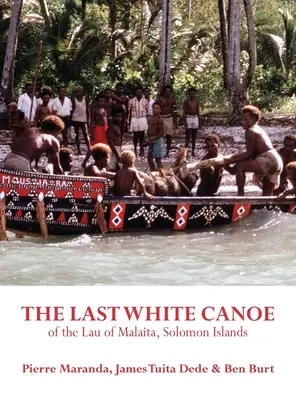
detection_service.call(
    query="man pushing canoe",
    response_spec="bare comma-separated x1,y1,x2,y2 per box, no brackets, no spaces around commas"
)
4,115,64,174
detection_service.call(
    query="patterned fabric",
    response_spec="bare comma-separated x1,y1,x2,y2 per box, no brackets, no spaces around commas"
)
129,97,148,118
253,149,283,188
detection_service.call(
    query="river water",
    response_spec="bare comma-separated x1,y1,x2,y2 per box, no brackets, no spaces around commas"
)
0,209,295,285
1,125,296,286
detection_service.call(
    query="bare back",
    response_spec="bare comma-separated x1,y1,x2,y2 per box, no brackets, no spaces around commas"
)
245,125,273,158
11,128,60,161
114,167,136,196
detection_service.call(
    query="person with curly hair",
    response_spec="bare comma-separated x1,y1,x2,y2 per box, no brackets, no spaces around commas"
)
195,134,225,196
278,161,296,199
114,150,154,199
3,115,63,173
43,147,74,175
274,134,296,195
223,105,283,196
84,143,115,180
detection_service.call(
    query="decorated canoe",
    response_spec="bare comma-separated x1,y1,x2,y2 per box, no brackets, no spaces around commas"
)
0,167,295,237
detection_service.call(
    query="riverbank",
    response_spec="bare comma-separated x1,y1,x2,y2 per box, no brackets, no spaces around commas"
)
0,124,294,193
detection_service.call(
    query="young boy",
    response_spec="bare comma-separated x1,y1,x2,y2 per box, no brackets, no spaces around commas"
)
274,134,296,195
43,147,74,175
8,102,27,143
81,93,108,168
195,134,225,196
114,150,154,199
107,109,123,171
183,87,201,157
278,161,296,199
34,89,53,127
146,102,164,171
84,143,115,179
71,85,90,155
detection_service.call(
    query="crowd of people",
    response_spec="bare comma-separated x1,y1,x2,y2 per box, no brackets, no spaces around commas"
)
3,81,296,199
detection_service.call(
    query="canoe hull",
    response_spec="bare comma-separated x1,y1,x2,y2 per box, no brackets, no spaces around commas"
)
0,168,295,236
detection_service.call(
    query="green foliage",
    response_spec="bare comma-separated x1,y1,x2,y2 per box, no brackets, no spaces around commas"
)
3,0,296,114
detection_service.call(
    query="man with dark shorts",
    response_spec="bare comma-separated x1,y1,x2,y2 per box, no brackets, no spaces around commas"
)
4,115,64,174
157,85,177,157
224,105,283,196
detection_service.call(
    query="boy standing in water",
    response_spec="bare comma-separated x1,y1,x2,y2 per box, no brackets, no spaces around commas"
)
71,85,90,155
114,150,154,199
81,93,108,168
146,102,164,171
183,87,201,157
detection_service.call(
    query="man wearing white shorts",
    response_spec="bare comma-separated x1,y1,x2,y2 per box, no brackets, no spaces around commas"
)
129,87,148,157
183,87,201,157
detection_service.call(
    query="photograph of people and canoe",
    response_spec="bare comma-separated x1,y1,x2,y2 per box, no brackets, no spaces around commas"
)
0,0,296,286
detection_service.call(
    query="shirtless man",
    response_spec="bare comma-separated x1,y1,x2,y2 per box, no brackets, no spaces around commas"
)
273,134,296,195
34,90,53,127
81,93,108,168
8,102,27,143
84,143,115,180
183,87,201,157
195,134,225,196
224,105,283,196
278,161,296,199
107,109,123,171
71,85,90,155
114,150,154,199
4,115,63,174
157,85,177,157
112,83,129,136
104,88,114,120
146,102,164,171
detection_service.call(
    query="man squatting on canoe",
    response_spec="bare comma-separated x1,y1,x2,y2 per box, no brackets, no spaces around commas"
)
4,81,296,199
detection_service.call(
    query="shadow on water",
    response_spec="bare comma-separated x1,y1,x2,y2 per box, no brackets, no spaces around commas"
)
0,209,296,286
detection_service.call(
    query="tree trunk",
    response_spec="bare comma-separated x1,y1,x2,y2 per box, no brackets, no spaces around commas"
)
0,0,23,120
158,0,172,92
81,0,87,20
243,0,256,92
109,0,117,58
39,0,51,27
218,0,228,89
227,0,245,119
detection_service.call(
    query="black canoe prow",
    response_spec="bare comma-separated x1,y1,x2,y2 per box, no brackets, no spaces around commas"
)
0,167,295,236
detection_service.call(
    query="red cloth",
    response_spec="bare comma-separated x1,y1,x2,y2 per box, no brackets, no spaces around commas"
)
91,124,108,145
